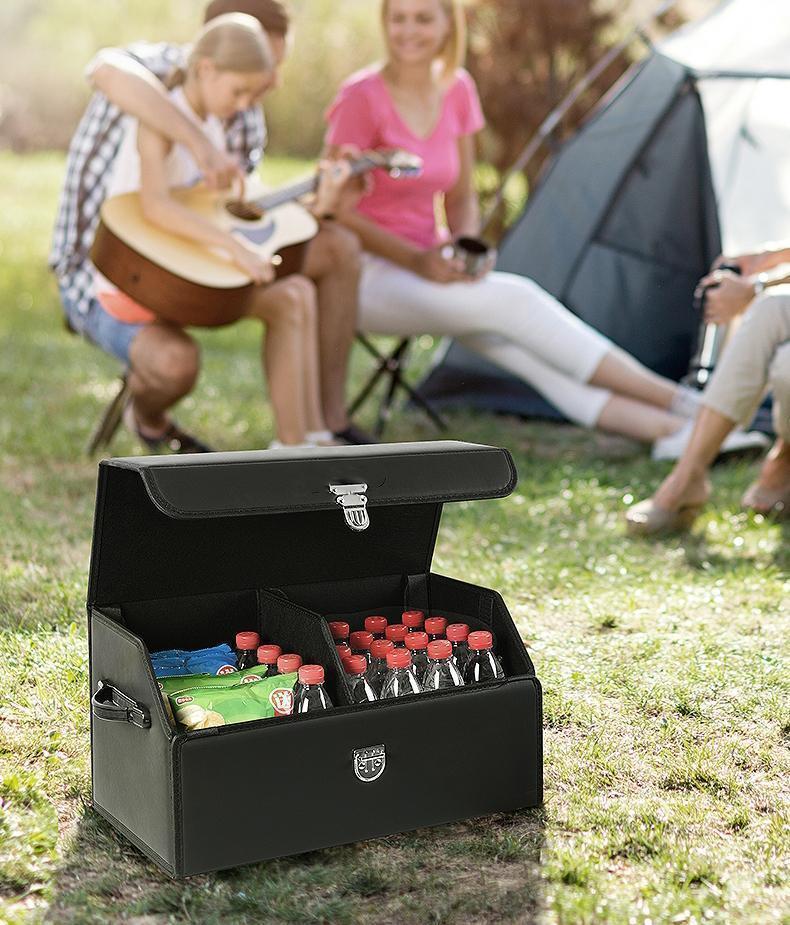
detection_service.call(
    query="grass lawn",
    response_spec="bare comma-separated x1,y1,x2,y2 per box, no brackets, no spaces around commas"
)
0,151,788,925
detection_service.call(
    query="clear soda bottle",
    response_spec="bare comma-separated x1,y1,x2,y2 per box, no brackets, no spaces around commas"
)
294,665,333,712
385,623,408,648
328,621,350,647
446,623,471,673
335,642,351,661
423,639,464,690
364,615,388,639
424,616,447,641
349,630,374,664
404,631,430,684
402,610,425,634
256,644,282,677
235,631,260,670
344,654,377,703
366,638,394,695
463,631,505,683
380,649,422,699
277,653,302,676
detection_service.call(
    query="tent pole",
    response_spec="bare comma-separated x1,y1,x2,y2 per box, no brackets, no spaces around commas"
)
480,0,679,237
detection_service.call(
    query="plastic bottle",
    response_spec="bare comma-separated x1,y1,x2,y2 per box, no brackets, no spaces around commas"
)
364,615,388,639
235,631,261,670
277,653,302,675
328,621,350,647
349,630,374,664
463,631,505,683
344,654,377,703
446,623,471,673
294,665,333,712
404,631,430,684
385,624,408,648
402,610,425,634
423,639,464,691
424,616,447,641
366,638,394,695
256,644,282,677
335,642,352,661
380,649,422,699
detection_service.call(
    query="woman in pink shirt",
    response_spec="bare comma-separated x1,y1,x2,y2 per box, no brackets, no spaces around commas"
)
325,0,765,458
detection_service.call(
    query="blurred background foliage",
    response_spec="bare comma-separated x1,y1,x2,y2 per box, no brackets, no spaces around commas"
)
0,0,686,234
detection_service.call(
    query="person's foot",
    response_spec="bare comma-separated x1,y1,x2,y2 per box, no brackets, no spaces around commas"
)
651,421,769,461
625,468,710,536
332,422,377,445
123,404,213,454
741,438,790,518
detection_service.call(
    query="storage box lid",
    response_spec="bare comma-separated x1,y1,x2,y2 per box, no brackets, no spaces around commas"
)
88,440,516,606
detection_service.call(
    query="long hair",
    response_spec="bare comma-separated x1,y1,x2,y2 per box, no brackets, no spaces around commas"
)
168,12,273,88
381,0,467,78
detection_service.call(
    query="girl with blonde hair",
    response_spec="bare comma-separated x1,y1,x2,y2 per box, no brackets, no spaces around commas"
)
325,0,764,457
94,13,346,449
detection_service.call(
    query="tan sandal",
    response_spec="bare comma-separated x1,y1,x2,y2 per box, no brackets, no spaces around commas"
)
625,497,703,536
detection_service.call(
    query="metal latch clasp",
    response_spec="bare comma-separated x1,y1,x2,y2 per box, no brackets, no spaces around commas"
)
329,483,369,532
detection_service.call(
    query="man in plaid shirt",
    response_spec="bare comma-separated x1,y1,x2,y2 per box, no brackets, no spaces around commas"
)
50,0,367,451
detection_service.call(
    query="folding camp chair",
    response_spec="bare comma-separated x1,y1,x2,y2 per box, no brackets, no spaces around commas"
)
85,373,131,456
348,333,448,438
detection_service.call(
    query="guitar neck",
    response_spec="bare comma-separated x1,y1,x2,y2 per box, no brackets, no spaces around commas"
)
250,157,376,212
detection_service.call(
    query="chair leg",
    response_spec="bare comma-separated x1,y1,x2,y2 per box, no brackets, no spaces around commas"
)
85,374,131,456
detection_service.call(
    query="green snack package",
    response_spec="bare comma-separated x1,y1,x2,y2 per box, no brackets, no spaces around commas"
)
169,672,299,730
157,664,275,726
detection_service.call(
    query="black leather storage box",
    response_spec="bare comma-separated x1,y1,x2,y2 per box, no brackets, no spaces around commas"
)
87,440,543,877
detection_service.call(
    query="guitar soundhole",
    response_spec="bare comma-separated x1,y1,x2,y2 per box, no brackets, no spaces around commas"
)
226,200,265,221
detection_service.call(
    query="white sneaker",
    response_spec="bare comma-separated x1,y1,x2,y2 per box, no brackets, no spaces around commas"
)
652,422,769,462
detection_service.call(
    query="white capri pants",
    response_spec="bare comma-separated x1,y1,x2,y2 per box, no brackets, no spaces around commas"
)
359,254,614,428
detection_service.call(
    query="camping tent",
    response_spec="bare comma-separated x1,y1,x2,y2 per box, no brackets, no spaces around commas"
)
416,0,790,421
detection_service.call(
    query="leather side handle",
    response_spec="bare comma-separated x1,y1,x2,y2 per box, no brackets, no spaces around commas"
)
91,681,151,729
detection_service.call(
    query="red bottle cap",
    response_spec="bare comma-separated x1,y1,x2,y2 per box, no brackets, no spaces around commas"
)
386,649,412,669
370,639,395,659
427,639,452,660
349,630,373,651
425,616,447,636
328,621,350,641
404,631,429,651
277,653,302,674
344,654,367,676
468,630,494,651
385,624,408,644
335,643,351,658
256,644,282,665
235,631,260,650
298,664,325,685
364,615,388,634
446,623,470,642
402,610,425,629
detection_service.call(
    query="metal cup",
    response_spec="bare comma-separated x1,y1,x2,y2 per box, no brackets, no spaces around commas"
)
452,236,495,276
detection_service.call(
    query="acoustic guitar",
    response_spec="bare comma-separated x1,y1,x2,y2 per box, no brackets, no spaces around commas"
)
91,150,422,328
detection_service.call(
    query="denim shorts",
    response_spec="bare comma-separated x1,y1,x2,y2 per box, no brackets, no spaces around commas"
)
59,283,147,366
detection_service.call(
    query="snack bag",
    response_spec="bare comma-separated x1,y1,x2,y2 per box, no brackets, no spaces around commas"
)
169,672,299,730
150,643,237,678
157,663,272,698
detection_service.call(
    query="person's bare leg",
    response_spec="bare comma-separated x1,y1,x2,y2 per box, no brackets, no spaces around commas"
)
589,346,682,410
245,277,316,445
650,406,738,511
127,323,200,436
595,395,686,441
301,223,360,432
742,439,790,511
296,284,328,434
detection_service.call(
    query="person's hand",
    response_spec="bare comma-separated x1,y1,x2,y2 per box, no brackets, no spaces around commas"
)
192,135,244,190
228,238,275,285
313,157,355,218
412,246,472,284
696,270,755,323
711,251,771,277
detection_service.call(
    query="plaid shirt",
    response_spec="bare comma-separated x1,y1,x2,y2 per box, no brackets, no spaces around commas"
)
50,41,266,317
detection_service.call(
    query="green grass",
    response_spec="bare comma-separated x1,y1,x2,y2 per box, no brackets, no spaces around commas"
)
1,151,788,925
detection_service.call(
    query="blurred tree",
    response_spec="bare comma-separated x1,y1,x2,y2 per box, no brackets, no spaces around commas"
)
466,0,631,237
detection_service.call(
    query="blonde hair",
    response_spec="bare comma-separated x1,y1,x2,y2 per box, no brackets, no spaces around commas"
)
169,12,273,87
381,0,467,78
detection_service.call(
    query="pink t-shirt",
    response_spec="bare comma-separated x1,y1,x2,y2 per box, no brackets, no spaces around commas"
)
325,67,485,248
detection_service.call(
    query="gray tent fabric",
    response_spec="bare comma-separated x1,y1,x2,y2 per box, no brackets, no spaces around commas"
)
416,53,722,421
